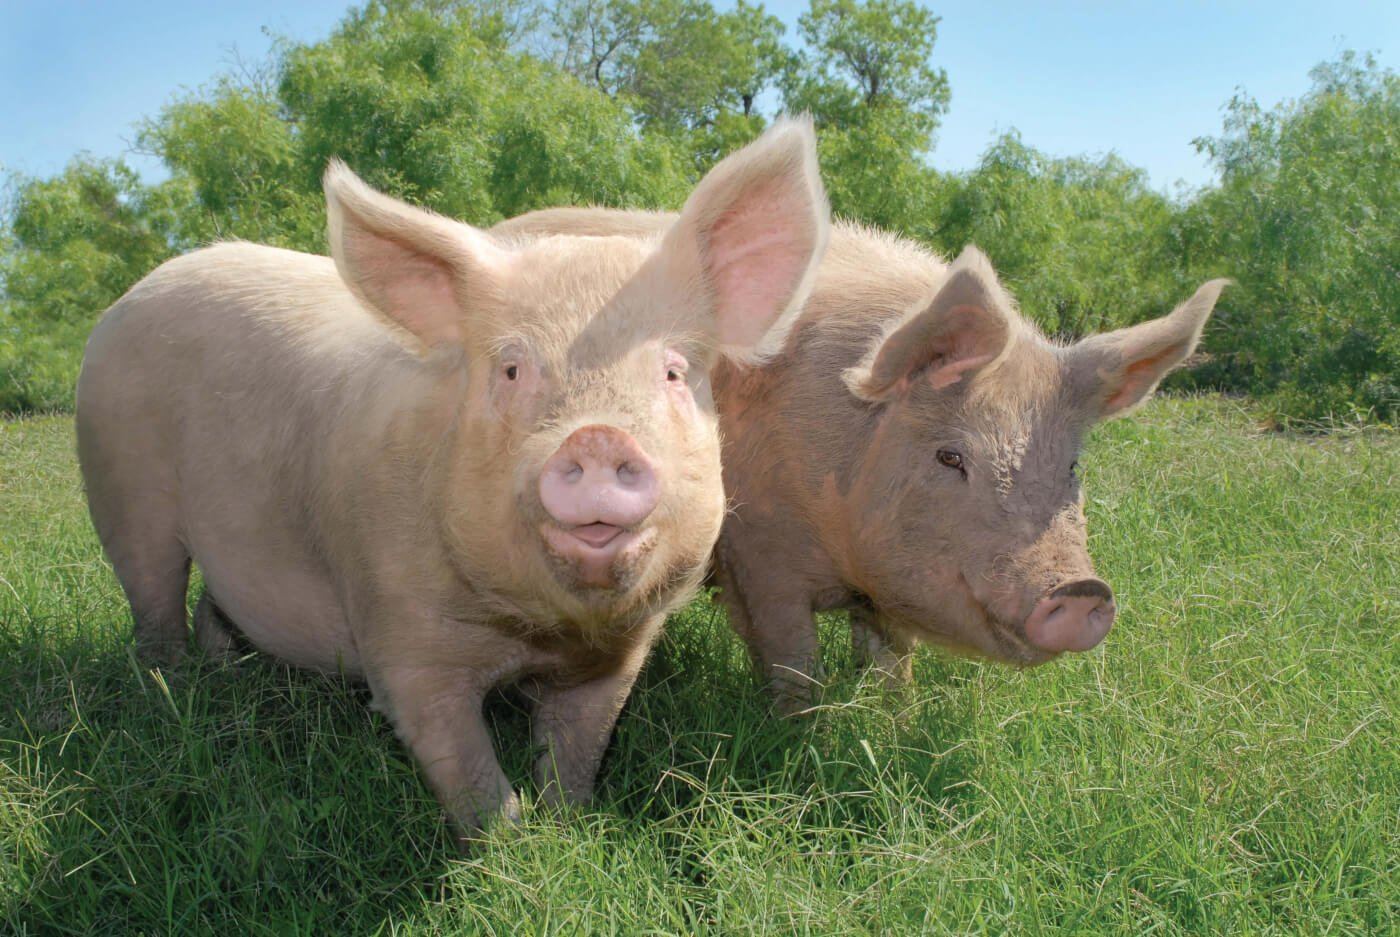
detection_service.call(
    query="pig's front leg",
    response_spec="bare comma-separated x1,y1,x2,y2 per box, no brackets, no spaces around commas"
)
714,541,824,715
530,615,663,808
371,664,518,845
849,603,914,689
740,597,825,716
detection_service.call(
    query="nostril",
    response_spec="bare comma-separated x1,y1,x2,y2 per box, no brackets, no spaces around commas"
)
1024,578,1117,654
539,424,661,529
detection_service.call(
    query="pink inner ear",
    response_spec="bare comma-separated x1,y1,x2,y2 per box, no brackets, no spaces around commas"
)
347,229,462,346
706,188,808,348
383,253,462,346
928,353,995,389
1103,348,1177,413
923,303,1003,390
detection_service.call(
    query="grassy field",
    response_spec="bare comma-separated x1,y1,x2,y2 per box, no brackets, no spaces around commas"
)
1,397,1397,936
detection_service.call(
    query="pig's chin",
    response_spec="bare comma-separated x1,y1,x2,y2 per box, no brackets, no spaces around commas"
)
540,523,660,600
898,572,1059,668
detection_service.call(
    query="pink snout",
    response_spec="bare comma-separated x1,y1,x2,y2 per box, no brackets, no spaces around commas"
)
539,424,659,529
538,425,660,589
1023,578,1116,653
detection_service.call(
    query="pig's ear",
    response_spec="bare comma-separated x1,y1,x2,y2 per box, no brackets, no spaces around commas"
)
1070,279,1229,420
844,246,1014,402
323,161,511,348
660,116,829,365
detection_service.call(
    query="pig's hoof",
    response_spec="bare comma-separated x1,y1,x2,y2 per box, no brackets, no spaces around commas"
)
447,790,524,853
133,635,189,671
869,657,915,693
770,684,821,718
767,664,825,717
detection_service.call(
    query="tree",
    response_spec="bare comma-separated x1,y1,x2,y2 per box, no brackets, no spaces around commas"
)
777,0,951,230
278,0,688,221
812,104,944,232
1179,51,1400,423
932,132,1178,341
545,0,792,171
550,0,790,122
785,0,949,139
137,72,321,251
0,158,182,411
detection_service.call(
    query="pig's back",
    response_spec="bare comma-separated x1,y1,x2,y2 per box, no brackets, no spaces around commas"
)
83,241,391,395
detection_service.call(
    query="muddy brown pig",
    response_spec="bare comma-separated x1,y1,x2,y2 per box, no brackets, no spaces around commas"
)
493,210,1226,713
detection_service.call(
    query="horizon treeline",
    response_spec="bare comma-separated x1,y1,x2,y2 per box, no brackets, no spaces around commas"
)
2,0,1397,425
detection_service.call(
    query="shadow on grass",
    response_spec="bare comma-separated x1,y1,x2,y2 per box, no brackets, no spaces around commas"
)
0,620,451,935
1,596,983,934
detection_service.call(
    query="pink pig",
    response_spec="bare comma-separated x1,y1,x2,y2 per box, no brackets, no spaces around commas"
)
75,120,829,838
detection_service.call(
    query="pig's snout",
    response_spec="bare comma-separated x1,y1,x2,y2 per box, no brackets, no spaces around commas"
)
1023,578,1116,653
539,425,659,530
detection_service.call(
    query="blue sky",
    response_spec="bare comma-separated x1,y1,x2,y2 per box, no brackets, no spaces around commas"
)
3,1,1399,194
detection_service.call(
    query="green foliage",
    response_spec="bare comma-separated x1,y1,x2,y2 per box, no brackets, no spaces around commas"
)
277,0,688,221
1,0,1396,424
931,132,1180,341
545,0,792,174
0,158,183,413
138,74,323,250
1178,51,1400,424
780,0,952,233
551,0,791,130
483,56,691,215
814,103,944,231
787,0,950,138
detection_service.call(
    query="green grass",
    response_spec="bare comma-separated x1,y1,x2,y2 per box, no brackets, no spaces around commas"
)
2,397,1397,935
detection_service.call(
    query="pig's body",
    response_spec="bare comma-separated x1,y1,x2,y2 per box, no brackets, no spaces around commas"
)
78,121,830,838
495,208,1226,711
81,245,379,672
80,243,668,677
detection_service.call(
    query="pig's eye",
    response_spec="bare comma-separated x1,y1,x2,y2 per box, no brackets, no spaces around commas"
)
504,364,519,381
664,351,689,383
936,449,967,478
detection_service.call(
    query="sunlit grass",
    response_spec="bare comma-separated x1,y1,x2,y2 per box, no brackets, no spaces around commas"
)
2,398,1396,935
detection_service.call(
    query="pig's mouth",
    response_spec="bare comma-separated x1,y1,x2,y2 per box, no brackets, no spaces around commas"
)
954,585,1058,666
982,614,1058,667
896,609,1051,666
569,523,626,549
541,522,658,592
901,571,1058,667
